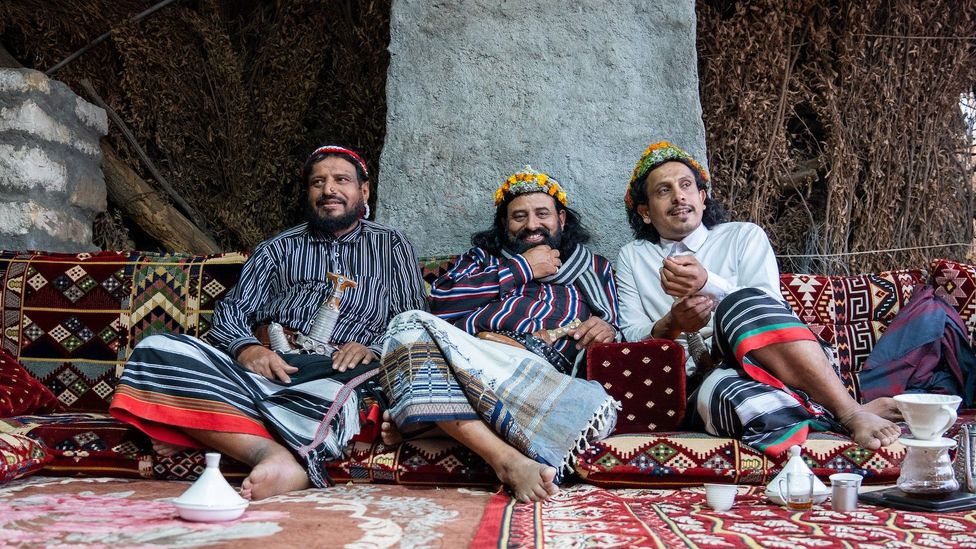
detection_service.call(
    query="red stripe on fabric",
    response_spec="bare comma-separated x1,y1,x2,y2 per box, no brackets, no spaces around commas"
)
734,326,817,366
763,423,811,457
469,490,514,549
109,393,273,446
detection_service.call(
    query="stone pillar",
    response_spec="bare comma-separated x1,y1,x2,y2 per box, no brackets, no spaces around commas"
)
379,0,706,260
0,69,108,252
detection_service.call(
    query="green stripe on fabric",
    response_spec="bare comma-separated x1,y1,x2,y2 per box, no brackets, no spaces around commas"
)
731,321,802,357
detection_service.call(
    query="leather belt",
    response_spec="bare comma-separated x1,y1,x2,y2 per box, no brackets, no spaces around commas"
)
253,324,300,348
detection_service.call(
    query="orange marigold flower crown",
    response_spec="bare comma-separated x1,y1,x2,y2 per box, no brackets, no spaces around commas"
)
494,165,569,207
624,141,710,210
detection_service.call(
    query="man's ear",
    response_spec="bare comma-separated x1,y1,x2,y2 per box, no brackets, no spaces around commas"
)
558,208,567,229
637,204,649,220
361,182,371,203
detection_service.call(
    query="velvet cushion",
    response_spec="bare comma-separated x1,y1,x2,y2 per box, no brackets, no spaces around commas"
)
0,432,51,484
587,340,687,433
0,348,59,417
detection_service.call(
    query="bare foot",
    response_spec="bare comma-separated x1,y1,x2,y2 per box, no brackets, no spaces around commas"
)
152,439,188,457
839,407,902,450
239,448,310,500
381,410,403,446
494,451,559,504
862,397,903,421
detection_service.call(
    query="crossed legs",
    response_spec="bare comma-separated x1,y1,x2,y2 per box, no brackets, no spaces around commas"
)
748,339,901,449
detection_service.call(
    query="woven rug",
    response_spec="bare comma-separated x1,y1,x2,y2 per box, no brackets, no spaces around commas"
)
472,484,976,548
0,476,491,548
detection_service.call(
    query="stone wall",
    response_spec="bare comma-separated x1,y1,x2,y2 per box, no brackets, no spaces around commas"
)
378,0,706,261
0,69,107,252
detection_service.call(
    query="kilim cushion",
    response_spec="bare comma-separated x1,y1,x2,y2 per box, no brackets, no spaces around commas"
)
0,432,51,484
929,258,976,340
0,413,155,478
586,340,686,433
0,348,59,417
0,250,247,412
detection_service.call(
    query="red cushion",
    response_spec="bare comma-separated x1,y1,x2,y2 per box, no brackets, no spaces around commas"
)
0,349,60,417
0,432,51,484
587,340,687,433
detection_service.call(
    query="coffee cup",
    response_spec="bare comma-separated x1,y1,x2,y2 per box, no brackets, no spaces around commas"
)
894,394,961,440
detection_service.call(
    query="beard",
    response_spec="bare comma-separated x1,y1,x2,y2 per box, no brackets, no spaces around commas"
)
303,194,364,237
506,225,563,255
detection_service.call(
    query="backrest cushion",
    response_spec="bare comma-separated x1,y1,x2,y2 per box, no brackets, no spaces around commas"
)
779,269,926,399
928,258,976,342
0,250,246,412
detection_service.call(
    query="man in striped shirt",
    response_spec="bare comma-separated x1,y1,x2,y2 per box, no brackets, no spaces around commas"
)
380,167,620,503
111,145,428,500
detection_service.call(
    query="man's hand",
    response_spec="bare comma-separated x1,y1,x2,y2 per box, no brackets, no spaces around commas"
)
568,317,616,351
332,342,377,372
669,295,713,334
660,255,708,298
521,245,561,279
237,345,298,383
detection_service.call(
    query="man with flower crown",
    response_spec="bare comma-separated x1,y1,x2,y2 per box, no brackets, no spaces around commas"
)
616,140,909,457
110,145,428,500
378,167,621,503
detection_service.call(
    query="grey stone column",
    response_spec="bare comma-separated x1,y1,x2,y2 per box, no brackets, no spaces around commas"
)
0,69,108,252
378,0,706,260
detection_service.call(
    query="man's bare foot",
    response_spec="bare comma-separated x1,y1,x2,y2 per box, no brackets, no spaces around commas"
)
152,439,188,457
862,397,903,421
839,407,902,450
239,448,310,500
380,410,403,446
494,451,559,503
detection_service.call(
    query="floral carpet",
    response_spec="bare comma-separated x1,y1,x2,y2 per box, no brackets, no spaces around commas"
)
472,484,976,548
0,476,491,548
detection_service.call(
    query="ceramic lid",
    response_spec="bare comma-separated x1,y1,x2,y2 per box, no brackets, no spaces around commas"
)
765,445,830,504
172,453,248,508
899,436,957,449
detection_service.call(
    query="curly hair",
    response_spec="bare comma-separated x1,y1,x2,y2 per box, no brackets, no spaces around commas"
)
625,159,729,244
472,193,591,257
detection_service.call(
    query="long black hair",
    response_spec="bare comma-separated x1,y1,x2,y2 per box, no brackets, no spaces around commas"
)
625,159,729,244
472,192,591,257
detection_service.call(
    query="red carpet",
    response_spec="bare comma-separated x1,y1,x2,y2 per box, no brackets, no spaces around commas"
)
472,484,976,548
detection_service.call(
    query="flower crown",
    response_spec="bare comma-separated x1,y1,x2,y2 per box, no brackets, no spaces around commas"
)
494,166,568,207
624,141,709,210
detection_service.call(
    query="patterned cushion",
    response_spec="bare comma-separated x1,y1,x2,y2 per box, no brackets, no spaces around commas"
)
327,439,497,486
0,250,247,412
0,432,51,484
0,348,59,417
587,340,686,433
576,431,906,488
0,413,154,478
780,269,926,325
928,258,976,340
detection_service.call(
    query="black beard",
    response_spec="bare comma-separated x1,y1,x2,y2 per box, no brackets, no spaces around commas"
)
303,198,362,238
506,226,563,254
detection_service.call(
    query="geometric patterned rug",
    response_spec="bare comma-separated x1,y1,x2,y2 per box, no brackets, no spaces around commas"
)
472,484,976,548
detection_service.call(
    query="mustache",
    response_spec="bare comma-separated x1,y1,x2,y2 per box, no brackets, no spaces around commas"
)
515,227,551,240
316,194,346,206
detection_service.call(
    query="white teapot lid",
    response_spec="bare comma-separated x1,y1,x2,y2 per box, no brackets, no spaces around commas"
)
173,453,247,507
765,445,830,504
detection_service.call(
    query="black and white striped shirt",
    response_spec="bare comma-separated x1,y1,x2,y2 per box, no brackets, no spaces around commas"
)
207,220,429,357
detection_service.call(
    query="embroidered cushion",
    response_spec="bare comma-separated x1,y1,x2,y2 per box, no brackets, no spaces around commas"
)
0,349,60,417
587,340,686,433
928,258,976,340
0,432,51,484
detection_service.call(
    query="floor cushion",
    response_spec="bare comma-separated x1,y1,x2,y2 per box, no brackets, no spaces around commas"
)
0,432,51,484
0,348,59,417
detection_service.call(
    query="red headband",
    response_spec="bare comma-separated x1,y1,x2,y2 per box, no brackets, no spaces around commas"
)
307,145,369,179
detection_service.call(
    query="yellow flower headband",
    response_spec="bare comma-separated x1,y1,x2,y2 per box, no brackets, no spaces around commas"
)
624,141,710,210
494,166,568,207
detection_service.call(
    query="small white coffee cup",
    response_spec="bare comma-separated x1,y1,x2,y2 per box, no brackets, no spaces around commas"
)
703,483,738,512
894,393,962,440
